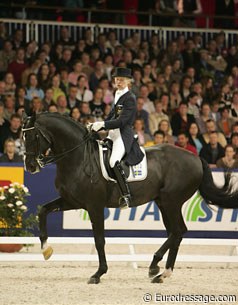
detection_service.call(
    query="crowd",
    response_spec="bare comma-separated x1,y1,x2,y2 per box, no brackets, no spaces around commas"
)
1,21,238,169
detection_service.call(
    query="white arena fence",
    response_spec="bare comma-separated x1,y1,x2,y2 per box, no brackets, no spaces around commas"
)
0,237,237,268
1,18,238,48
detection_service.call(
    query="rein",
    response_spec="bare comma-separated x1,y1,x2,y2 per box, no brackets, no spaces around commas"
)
23,124,92,168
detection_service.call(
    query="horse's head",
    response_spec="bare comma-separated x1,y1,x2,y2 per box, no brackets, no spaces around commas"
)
22,114,52,173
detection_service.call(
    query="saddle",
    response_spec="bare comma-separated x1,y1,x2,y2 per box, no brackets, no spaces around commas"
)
98,139,147,183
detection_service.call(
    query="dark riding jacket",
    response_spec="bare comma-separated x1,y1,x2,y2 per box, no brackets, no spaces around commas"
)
104,91,144,166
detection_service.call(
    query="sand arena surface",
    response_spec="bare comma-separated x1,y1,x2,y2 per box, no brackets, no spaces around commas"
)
0,244,237,305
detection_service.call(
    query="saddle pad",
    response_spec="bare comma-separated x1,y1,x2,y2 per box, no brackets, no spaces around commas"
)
97,141,147,182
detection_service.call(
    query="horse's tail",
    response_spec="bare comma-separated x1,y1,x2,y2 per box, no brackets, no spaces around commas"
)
199,158,238,209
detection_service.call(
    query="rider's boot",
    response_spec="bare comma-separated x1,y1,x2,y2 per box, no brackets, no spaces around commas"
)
112,161,131,210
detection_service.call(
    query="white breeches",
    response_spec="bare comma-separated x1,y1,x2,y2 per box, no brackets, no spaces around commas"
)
108,129,126,168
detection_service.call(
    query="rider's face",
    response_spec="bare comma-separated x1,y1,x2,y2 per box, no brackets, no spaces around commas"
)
114,77,130,90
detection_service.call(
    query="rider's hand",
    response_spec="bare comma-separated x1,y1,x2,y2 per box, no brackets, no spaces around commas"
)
91,121,105,132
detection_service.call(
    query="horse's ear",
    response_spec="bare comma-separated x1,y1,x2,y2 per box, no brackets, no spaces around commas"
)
21,110,28,124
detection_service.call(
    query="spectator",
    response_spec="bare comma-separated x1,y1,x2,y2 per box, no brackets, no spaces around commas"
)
181,39,200,72
214,0,235,29
105,31,120,54
59,67,70,95
149,100,169,135
21,59,42,87
217,106,235,139
56,48,73,71
180,75,192,101
11,29,25,50
188,122,203,154
153,130,166,145
197,50,215,81
196,102,212,134
0,138,22,163
56,26,75,50
68,60,85,85
131,68,143,96
76,75,93,102
199,131,225,168
155,74,168,97
140,84,155,114
70,106,81,122
81,52,94,79
94,33,112,58
187,92,200,118
56,95,70,116
171,101,195,136
73,39,86,60
3,95,15,122
201,76,216,104
89,88,105,120
177,0,202,28
133,118,152,146
4,72,16,95
103,54,114,81
158,119,174,144
80,101,91,120
98,77,114,105
230,132,238,156
0,114,21,153
15,86,31,115
7,48,28,85
230,91,238,119
202,119,227,148
169,81,182,113
51,74,66,103
48,103,58,113
37,63,51,91
29,96,44,115
0,40,15,78
25,73,44,101
89,59,106,92
175,132,198,155
210,100,221,123
135,97,150,135
0,81,6,102
216,144,238,169
67,85,81,110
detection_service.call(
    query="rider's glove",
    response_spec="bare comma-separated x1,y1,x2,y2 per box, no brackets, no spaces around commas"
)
91,121,105,132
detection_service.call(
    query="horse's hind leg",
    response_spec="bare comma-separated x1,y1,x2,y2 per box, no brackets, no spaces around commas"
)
149,204,173,278
149,200,187,283
38,197,69,259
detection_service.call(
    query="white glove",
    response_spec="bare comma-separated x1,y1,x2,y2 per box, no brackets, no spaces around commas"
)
91,121,105,132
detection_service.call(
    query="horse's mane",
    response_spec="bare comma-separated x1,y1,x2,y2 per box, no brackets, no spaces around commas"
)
36,112,88,134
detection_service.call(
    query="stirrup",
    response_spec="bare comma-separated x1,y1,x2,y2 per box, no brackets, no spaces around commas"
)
119,195,131,210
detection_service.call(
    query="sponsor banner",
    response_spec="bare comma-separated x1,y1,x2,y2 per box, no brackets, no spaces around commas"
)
63,172,238,232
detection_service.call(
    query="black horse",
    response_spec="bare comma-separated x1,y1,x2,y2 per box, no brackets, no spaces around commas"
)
23,113,238,284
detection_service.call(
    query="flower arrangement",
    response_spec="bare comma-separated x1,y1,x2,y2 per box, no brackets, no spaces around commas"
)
0,182,38,236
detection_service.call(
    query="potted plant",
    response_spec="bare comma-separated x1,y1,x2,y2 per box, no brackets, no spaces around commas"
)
0,182,38,252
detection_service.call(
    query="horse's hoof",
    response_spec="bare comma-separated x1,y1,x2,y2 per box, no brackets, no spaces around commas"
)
42,246,53,260
88,277,100,284
149,266,160,278
151,274,163,284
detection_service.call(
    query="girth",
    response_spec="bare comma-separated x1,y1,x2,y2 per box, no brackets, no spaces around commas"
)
102,139,130,179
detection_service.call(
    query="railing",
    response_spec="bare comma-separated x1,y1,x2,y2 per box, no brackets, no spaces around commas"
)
0,2,238,28
0,237,237,268
1,18,238,49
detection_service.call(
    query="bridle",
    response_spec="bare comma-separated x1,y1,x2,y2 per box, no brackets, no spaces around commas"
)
22,123,91,168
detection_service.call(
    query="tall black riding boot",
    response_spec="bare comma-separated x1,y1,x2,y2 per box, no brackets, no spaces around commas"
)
112,161,131,209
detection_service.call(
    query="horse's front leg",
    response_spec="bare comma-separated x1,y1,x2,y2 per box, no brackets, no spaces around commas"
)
87,207,108,284
38,197,64,260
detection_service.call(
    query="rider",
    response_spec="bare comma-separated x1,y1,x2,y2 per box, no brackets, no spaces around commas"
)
90,67,144,209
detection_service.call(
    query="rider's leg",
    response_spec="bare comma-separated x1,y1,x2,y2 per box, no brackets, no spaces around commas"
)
109,134,131,209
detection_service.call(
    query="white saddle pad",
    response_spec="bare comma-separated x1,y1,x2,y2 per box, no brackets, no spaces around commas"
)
97,141,147,182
